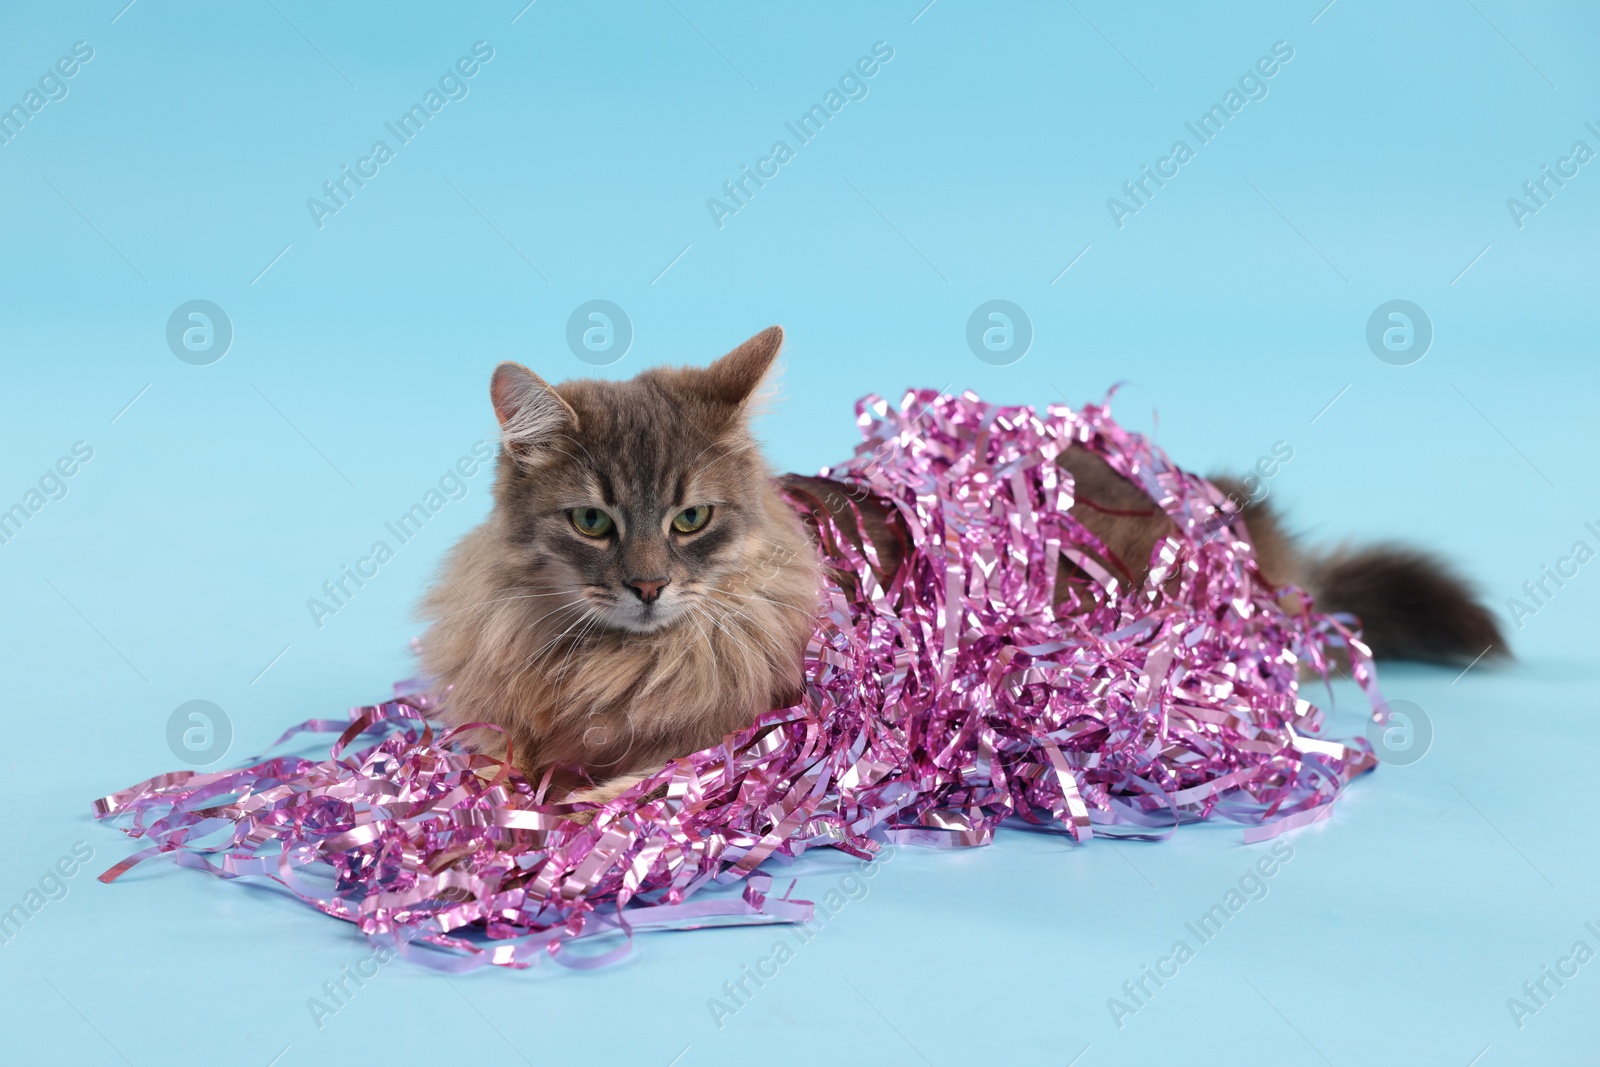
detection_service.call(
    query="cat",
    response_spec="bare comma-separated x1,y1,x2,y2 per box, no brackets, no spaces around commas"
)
419,326,1504,809
419,328,820,807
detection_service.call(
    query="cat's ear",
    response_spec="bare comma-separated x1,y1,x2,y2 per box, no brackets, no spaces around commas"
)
490,362,578,463
702,326,783,407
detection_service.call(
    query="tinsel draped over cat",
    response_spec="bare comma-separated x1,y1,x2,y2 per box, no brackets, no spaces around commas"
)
94,387,1378,970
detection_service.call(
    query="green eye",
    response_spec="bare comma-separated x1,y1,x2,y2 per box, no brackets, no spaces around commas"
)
672,505,712,534
569,507,614,538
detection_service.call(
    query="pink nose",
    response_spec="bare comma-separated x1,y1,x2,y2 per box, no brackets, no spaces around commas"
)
627,578,669,604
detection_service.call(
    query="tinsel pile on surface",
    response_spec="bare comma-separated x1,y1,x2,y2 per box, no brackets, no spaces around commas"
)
95,390,1378,970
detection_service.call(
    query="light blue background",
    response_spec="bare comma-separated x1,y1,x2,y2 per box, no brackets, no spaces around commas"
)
2,1,1597,1063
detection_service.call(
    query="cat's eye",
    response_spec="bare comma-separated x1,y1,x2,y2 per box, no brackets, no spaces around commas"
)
672,505,712,534
568,507,615,538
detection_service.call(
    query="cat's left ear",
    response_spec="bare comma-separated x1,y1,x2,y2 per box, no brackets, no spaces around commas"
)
703,326,783,407
490,361,579,464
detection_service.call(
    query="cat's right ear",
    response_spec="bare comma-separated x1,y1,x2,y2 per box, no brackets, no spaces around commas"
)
490,362,578,464
703,326,784,408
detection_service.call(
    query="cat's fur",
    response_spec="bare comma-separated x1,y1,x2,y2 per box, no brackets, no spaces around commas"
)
421,326,1505,807
419,327,818,806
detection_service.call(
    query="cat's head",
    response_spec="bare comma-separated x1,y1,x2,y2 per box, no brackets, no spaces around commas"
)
486,326,787,635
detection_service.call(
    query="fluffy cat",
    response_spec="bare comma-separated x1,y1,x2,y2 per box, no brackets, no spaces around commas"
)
419,328,820,807
420,326,1503,809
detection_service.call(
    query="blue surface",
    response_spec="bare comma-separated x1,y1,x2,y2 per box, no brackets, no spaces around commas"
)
2,1,1597,1063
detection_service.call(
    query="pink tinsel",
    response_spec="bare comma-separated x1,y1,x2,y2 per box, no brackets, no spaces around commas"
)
93,390,1379,969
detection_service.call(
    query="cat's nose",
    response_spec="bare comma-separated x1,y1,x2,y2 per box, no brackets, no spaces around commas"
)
626,577,669,604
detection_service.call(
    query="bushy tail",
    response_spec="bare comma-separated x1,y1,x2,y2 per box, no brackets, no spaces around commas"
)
1303,545,1505,666
1212,477,1507,666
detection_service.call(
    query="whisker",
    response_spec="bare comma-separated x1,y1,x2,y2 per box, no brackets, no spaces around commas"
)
710,587,817,619
508,602,594,685
696,603,766,677
552,613,604,693
433,589,582,621
706,601,791,676
548,432,600,469
683,606,720,679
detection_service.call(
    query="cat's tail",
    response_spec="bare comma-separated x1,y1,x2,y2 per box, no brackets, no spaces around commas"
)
1301,545,1506,665
1216,478,1507,666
